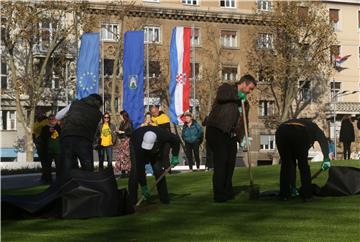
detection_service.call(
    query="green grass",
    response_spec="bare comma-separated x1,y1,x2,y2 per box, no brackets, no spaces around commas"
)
2,160,360,242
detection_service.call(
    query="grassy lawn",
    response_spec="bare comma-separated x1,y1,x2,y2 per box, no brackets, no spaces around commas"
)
2,160,360,242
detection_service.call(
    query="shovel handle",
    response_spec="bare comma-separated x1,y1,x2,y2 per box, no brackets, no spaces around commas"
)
311,169,322,180
136,165,172,207
241,100,254,186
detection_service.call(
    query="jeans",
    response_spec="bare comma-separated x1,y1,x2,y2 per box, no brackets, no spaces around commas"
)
59,136,94,184
98,146,113,169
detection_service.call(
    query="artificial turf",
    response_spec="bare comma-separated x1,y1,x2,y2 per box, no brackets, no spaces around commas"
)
2,160,360,242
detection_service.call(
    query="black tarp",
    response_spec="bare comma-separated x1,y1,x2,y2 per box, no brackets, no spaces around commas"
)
312,166,360,196
2,168,134,219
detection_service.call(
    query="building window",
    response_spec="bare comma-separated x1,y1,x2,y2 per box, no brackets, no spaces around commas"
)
221,30,237,48
220,0,235,8
359,47,360,66
257,33,273,49
190,62,200,79
144,26,160,43
101,24,118,41
330,81,341,101
222,66,237,82
145,61,161,78
1,60,8,90
182,0,198,5
329,9,340,31
299,81,311,102
257,0,271,11
259,100,275,117
191,28,200,46
358,11,360,30
330,45,340,63
1,110,16,131
38,21,54,51
260,135,275,150
104,59,115,76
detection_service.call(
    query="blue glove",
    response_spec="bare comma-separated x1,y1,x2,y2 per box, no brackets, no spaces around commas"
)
140,185,150,200
170,155,179,167
291,186,299,198
240,137,252,148
238,91,247,102
321,157,331,171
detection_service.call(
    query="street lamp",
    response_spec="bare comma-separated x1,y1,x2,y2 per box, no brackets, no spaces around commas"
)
332,90,359,159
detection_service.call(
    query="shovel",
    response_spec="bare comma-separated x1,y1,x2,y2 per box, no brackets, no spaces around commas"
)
241,100,260,200
136,165,172,207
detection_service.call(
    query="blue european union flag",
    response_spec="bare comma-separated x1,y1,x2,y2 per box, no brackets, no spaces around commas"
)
123,31,144,129
76,33,100,99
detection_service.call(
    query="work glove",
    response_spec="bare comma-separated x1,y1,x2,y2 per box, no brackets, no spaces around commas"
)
140,185,150,200
291,186,299,198
238,91,247,102
321,157,331,171
240,137,252,149
170,155,179,167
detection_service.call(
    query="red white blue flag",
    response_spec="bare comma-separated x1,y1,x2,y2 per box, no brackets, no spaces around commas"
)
335,54,351,65
169,26,191,124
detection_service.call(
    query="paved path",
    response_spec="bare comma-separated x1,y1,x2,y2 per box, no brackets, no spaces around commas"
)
1,173,52,190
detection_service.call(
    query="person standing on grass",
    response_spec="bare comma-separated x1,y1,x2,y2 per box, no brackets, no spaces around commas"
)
55,94,103,183
150,105,173,171
128,126,180,205
182,112,203,171
206,74,257,203
39,114,61,184
94,112,117,170
275,118,331,202
339,115,355,160
114,110,133,175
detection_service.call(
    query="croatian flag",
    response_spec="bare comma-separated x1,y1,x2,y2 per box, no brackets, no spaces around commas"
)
169,27,191,124
335,55,351,65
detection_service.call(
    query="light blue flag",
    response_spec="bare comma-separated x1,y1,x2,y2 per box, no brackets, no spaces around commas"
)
123,31,144,129
76,33,100,99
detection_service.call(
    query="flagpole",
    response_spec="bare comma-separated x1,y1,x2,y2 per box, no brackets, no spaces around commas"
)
101,39,105,112
146,39,150,111
192,23,196,119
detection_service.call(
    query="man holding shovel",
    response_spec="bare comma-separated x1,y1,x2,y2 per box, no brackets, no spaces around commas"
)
275,118,331,202
128,126,180,205
206,74,257,202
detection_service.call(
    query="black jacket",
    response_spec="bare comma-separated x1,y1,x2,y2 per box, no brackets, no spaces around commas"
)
282,119,329,159
60,95,102,142
339,118,355,142
131,126,180,186
118,121,134,139
206,83,249,142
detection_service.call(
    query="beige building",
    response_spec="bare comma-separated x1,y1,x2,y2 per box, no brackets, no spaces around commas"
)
1,0,359,163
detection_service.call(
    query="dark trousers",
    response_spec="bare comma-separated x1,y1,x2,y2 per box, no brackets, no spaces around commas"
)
98,146,113,169
342,141,352,160
205,142,214,169
185,141,201,170
41,152,60,183
206,126,237,202
161,142,171,169
128,148,169,205
59,136,94,183
276,125,312,199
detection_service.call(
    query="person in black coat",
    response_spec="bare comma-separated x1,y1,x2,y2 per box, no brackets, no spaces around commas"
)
39,114,61,184
206,74,257,203
55,94,103,183
128,126,180,205
339,115,355,160
276,119,331,201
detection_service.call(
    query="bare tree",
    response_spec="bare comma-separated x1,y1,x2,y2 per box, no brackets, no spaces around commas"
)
2,1,87,161
246,1,337,126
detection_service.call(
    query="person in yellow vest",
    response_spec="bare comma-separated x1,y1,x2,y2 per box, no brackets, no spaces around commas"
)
150,106,171,132
94,112,117,170
33,114,49,159
150,106,172,169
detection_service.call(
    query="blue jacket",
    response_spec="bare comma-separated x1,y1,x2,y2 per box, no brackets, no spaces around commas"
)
182,120,203,144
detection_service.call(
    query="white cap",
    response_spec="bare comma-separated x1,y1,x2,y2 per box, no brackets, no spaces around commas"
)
141,131,157,150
